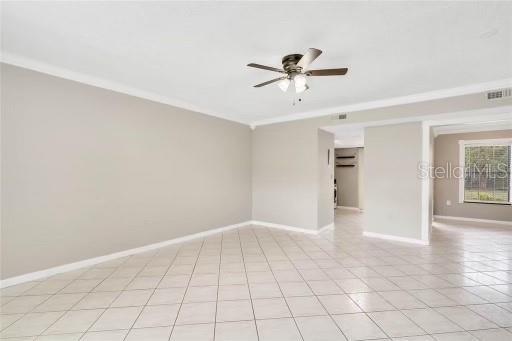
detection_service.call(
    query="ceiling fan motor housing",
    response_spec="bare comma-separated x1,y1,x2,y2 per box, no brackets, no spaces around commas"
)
282,54,303,73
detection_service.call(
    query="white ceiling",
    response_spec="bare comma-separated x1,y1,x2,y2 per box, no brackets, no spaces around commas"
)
2,1,511,125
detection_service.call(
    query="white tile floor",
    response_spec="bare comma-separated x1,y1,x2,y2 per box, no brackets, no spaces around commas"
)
2,209,512,340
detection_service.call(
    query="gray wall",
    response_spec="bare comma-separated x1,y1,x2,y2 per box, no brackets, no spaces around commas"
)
434,129,512,221
364,122,425,240
4,62,512,280
252,124,334,231
1,64,252,279
317,130,334,228
252,120,319,230
335,148,361,208
251,92,510,234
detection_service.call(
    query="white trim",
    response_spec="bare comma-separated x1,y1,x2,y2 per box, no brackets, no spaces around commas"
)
433,121,512,136
250,221,318,235
0,54,249,126
458,138,512,204
0,220,328,288
463,200,511,205
0,221,252,288
335,143,365,149
252,78,512,127
363,231,430,245
318,223,334,234
425,108,512,127
336,206,361,211
434,215,512,226
420,122,432,244
459,140,466,203
322,107,512,136
459,138,512,147
3,53,511,128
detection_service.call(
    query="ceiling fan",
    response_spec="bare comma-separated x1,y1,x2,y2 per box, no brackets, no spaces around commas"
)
247,48,348,93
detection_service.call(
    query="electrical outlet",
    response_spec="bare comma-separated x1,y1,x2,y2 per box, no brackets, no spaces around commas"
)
446,200,452,206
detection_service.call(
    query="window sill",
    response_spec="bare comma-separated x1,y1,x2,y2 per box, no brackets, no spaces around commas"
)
463,200,511,206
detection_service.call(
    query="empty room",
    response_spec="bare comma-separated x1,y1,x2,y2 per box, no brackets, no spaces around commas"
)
1,1,512,341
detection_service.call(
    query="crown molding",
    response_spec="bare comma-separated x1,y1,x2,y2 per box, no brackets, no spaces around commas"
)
3,53,511,128
252,78,512,127
433,121,512,137
323,106,512,135
0,53,250,126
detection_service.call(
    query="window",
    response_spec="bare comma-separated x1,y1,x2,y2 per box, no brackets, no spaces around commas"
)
459,139,511,204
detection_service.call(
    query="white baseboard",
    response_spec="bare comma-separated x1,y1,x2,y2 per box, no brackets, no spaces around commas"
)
434,215,512,226
337,206,361,211
363,231,430,246
0,221,252,288
251,220,318,235
318,223,334,233
1,219,333,288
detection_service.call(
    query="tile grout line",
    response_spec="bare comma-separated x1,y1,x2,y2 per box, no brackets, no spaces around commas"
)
267,229,354,341
212,231,223,341
75,253,158,340
307,223,512,331
26,258,133,339
251,227,306,341
312,231,487,337
237,228,261,341
120,246,180,340
268,228,389,341
167,239,205,341
2,217,512,340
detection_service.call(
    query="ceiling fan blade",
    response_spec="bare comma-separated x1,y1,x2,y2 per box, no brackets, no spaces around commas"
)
307,68,348,76
247,63,285,73
253,77,286,88
297,48,322,70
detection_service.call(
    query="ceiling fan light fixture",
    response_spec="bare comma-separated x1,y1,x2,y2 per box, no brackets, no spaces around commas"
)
278,78,290,92
295,84,307,93
294,74,307,93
